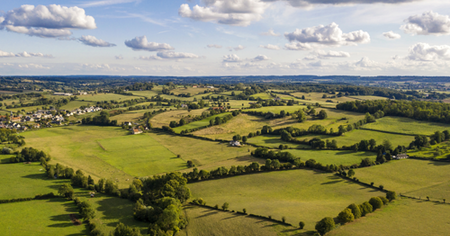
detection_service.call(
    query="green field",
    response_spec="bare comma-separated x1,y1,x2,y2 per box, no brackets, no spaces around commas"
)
172,112,232,133
408,141,450,160
60,100,92,111
112,108,159,124
328,198,450,236
181,205,298,236
80,93,142,102
0,163,69,199
286,149,376,166
150,109,209,128
251,92,273,100
362,116,450,135
354,159,450,199
189,169,384,232
0,198,86,236
247,135,310,149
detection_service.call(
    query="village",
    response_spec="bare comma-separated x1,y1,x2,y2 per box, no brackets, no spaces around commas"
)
0,106,103,132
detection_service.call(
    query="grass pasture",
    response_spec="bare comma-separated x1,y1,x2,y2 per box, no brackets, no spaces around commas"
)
0,198,86,236
150,109,209,128
60,100,92,110
362,116,450,135
181,205,299,236
285,149,376,166
0,162,69,200
247,135,310,149
354,159,450,199
328,198,450,236
80,93,142,102
407,141,450,160
189,169,384,232
172,112,232,133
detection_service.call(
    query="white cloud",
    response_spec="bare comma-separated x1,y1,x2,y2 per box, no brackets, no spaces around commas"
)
228,45,245,51
260,29,280,36
252,55,269,61
284,23,370,48
1,4,96,38
265,0,421,8
407,43,450,61
178,0,268,26
223,54,242,62
260,44,280,50
79,35,116,47
401,11,450,35
156,51,200,59
383,31,401,39
115,55,124,60
79,0,140,8
0,50,53,58
125,36,174,51
317,50,351,59
207,44,223,48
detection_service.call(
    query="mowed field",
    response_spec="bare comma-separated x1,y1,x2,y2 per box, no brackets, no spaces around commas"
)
150,109,209,128
80,93,143,102
362,116,450,135
286,149,376,166
173,112,232,133
181,205,299,236
0,198,86,236
328,198,450,236
60,100,92,110
353,159,450,199
0,163,69,199
189,169,384,232
246,135,310,149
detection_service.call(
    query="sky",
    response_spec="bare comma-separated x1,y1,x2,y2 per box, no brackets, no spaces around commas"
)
2,0,450,76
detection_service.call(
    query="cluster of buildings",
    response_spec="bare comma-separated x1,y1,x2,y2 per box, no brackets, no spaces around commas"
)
0,106,102,131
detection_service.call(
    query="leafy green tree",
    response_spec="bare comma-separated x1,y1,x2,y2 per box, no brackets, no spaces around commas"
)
242,136,247,143
299,221,305,229
338,208,354,223
88,175,94,185
113,222,142,236
297,110,307,122
383,140,393,151
315,217,335,235
58,183,74,199
360,202,373,216
369,197,384,210
347,203,361,219
386,191,396,202
347,169,355,178
272,159,281,170
317,110,327,119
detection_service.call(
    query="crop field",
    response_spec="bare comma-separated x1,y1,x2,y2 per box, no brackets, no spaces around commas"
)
353,159,450,199
181,205,298,236
172,112,232,133
285,149,376,166
0,198,86,236
362,116,450,135
192,114,270,140
21,126,185,184
81,93,142,102
189,169,383,232
247,135,310,149
328,198,450,236
149,132,255,167
0,163,69,199
150,109,209,128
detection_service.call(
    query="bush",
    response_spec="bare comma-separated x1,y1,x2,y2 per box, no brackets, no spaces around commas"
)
315,217,335,235
360,202,373,216
379,185,384,190
347,203,361,219
379,196,389,205
369,197,384,210
299,221,305,229
386,191,396,202
337,208,354,223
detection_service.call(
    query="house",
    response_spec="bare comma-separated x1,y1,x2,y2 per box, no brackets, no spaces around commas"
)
181,104,188,108
206,86,214,89
11,116,21,122
132,128,143,135
229,141,241,147
53,92,73,96
273,97,282,101
192,86,198,88
393,153,409,160
33,123,41,129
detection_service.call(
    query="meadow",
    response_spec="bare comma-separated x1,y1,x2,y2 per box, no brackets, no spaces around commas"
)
172,112,232,133
246,135,310,149
189,169,384,232
285,149,376,166
353,159,450,199
0,162,69,199
407,141,450,160
328,198,450,236
150,108,209,128
80,93,143,102
362,116,450,135
60,100,92,110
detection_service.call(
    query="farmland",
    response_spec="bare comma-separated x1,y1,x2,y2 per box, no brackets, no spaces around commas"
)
362,116,450,135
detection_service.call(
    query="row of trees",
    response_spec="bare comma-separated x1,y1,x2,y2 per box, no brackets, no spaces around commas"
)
10,147,50,163
82,111,118,126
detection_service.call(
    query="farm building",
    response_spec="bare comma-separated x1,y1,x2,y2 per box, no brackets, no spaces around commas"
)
229,141,241,147
393,153,409,160
131,128,143,135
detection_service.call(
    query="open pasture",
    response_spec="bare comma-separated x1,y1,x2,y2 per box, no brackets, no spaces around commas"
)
0,162,69,199
181,205,298,236
150,108,209,128
172,112,232,133
80,93,142,102
362,116,450,135
112,109,159,124
247,135,310,149
189,169,383,232
60,100,92,111
130,90,160,98
328,198,450,236
353,159,450,199
285,149,376,166
250,92,273,100
407,141,450,160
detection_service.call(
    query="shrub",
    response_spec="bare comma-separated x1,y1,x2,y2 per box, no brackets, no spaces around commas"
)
315,217,335,235
222,202,229,211
338,208,354,223
243,208,247,214
282,216,286,223
369,197,384,210
347,203,361,219
360,202,373,216
386,191,396,202
379,196,389,205
299,221,305,229
379,185,384,190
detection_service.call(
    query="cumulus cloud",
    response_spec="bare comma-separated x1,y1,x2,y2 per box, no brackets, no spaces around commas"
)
383,31,401,39
0,50,53,58
79,35,116,47
401,11,450,36
178,0,267,26
223,54,242,62
260,44,280,50
406,43,450,61
125,36,174,51
1,4,96,38
317,50,350,59
228,45,245,51
264,0,421,8
207,44,223,48
252,55,269,62
284,23,370,49
260,29,280,36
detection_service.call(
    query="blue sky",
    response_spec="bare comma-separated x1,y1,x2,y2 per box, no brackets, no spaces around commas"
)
2,0,450,76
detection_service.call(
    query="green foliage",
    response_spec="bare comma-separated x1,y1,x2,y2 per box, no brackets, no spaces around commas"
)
338,208,355,223
112,222,142,236
347,203,361,219
386,191,396,202
58,183,74,199
369,197,384,210
299,221,305,229
315,217,335,235
222,202,229,211
359,202,373,216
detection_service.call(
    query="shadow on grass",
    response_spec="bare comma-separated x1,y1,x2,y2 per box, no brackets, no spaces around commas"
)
321,180,343,185
196,209,219,219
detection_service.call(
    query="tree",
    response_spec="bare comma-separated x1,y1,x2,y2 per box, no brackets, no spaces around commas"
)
369,139,376,150
369,197,384,210
113,222,143,236
58,183,74,199
383,140,393,151
297,110,307,122
365,112,376,123
169,121,178,128
179,119,186,126
299,221,305,229
386,191,396,202
222,202,229,211
347,203,361,219
242,136,247,143
315,217,335,235
338,208,354,223
360,202,373,216
232,135,242,141
318,110,328,119
347,169,355,178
